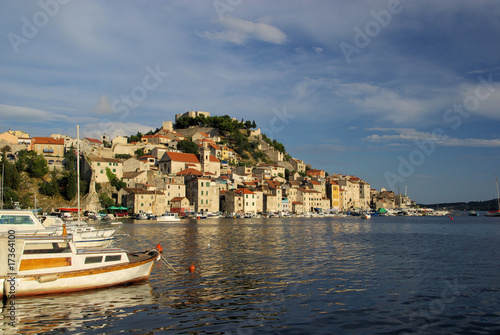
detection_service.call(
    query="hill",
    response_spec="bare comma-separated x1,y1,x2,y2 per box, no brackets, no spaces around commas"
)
419,198,499,211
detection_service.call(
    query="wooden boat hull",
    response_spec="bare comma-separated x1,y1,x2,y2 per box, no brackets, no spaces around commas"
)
1,252,158,298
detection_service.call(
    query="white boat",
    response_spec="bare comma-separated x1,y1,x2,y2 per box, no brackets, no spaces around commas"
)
0,233,160,298
156,213,181,222
361,213,371,219
0,210,124,248
485,175,500,217
135,212,148,220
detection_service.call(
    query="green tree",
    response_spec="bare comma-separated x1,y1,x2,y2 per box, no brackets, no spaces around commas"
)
64,144,76,172
39,170,59,197
99,193,114,208
252,120,257,129
114,154,132,159
106,167,126,191
177,140,200,155
134,148,145,157
60,169,77,200
27,155,49,178
128,132,143,143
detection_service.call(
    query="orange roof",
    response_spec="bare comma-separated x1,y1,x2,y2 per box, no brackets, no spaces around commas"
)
139,155,156,159
176,168,203,176
310,180,321,185
235,188,255,195
166,152,199,163
209,155,219,163
171,197,186,202
210,143,221,150
84,137,103,144
32,137,64,145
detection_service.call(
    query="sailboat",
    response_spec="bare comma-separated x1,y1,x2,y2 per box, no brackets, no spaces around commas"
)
485,175,500,217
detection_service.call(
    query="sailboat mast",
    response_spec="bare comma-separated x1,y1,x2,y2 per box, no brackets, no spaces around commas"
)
77,125,81,222
496,175,499,211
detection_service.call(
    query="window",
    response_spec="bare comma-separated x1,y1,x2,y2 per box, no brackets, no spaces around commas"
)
97,162,100,166
105,255,121,262
85,256,103,264
201,182,204,187
23,241,71,254
201,191,204,195
0,215,35,225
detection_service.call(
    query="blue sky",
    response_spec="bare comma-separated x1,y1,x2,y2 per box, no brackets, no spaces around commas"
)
1,0,500,204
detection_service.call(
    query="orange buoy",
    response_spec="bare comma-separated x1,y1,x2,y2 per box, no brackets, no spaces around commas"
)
189,264,196,273
156,243,163,253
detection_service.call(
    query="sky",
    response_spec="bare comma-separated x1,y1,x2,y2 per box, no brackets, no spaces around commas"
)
1,0,500,204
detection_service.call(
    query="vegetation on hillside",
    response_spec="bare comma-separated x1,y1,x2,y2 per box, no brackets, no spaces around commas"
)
0,145,87,209
172,115,286,165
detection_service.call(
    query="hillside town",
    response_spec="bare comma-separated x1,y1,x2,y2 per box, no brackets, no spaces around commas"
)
0,111,413,216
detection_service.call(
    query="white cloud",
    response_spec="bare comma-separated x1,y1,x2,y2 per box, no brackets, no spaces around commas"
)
204,16,287,45
313,47,323,54
91,95,113,115
80,122,155,141
365,127,500,147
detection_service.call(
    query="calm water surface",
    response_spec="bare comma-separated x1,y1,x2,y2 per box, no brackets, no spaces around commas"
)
1,215,500,334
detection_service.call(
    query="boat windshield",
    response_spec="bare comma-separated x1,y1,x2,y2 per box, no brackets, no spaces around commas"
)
0,214,36,225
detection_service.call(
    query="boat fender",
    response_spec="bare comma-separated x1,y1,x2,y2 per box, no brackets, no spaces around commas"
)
36,274,59,283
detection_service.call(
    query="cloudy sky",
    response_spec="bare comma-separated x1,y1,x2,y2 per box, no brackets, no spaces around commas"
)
1,0,500,204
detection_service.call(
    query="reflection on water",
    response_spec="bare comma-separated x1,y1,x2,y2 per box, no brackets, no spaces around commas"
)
2,215,500,334
1,282,155,334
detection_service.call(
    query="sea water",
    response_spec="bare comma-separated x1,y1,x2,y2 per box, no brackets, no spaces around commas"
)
2,214,500,334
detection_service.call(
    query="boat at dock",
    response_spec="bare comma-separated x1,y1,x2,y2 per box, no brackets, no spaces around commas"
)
0,210,125,248
0,233,160,298
156,213,181,222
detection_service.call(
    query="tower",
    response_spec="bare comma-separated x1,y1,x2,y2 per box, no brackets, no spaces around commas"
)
200,141,210,174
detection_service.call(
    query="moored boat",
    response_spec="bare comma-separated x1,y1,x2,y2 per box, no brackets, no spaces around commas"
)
156,213,181,222
0,233,160,298
0,210,124,248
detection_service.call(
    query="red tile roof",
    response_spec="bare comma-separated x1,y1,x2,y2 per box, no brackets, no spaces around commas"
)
171,197,186,202
166,152,199,163
84,137,103,144
32,137,64,145
176,168,203,176
235,188,255,195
